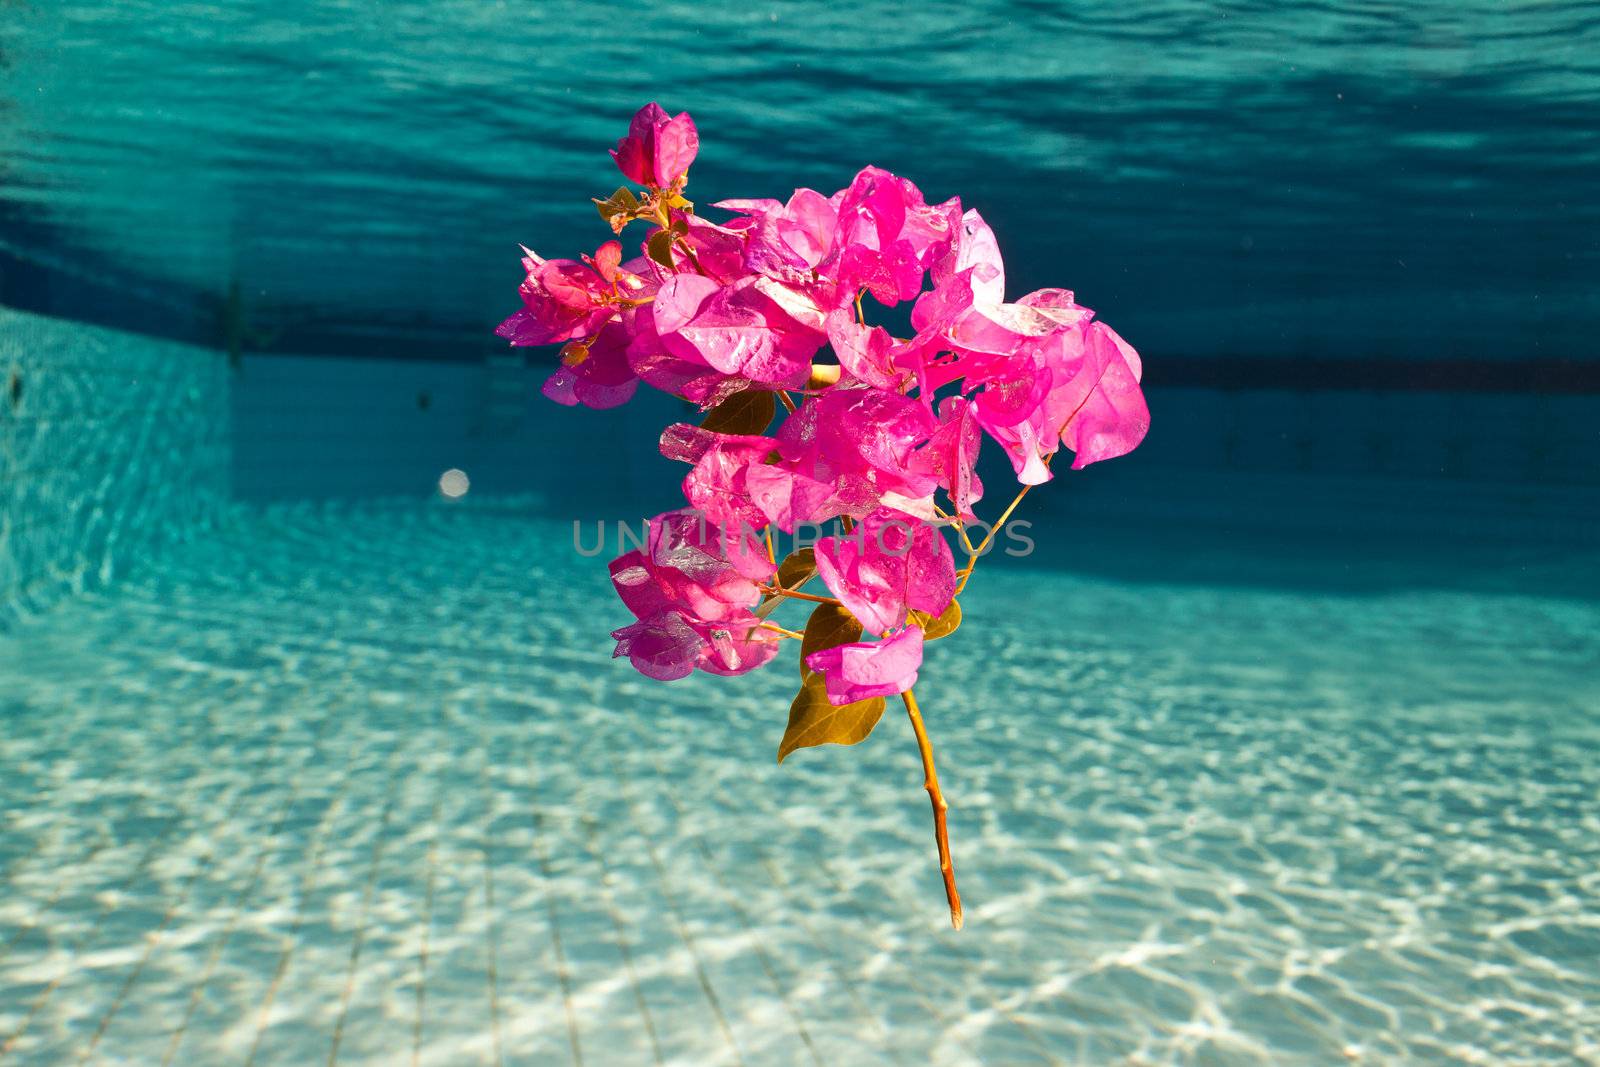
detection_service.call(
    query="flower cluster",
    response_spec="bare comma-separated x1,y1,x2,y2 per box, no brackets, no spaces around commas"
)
500,103,1149,928
500,103,1149,714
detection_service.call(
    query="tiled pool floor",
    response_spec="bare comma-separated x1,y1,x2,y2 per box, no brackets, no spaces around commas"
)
2,500,1598,1065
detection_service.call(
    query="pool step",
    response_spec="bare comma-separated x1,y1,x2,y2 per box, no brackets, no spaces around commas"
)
478,352,530,439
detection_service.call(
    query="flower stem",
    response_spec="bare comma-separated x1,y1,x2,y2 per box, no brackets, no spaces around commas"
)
901,688,963,930
954,455,1051,595
759,585,841,606
757,621,806,639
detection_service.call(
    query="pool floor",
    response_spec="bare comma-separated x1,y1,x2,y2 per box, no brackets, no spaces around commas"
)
1,500,1597,1065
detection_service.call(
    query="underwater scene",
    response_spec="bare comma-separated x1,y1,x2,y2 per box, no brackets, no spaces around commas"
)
2,3,1598,1065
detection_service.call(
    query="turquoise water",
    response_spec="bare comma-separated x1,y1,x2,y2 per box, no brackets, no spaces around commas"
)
2,2,1598,359
3,1,1600,1062
2,497,1597,1064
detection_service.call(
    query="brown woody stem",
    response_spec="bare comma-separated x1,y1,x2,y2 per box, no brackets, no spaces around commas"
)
759,585,840,605
901,688,963,930
954,454,1051,595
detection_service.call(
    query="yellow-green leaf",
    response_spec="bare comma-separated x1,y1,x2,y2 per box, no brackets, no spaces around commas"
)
645,229,677,268
592,187,643,232
799,601,861,680
699,389,776,436
909,599,962,640
776,547,816,591
776,673,886,763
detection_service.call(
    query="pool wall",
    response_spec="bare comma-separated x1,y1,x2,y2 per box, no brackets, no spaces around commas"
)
0,307,229,626
231,353,686,503
5,305,1600,627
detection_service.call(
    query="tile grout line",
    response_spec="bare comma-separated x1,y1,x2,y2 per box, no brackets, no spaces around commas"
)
241,777,365,1067
619,725,969,1057
574,812,665,1067
411,798,442,1067
634,708,1064,1065
156,704,344,1067
77,797,287,1066
0,697,234,963
601,750,746,1067
243,707,417,1067
326,797,396,1067
625,729,990,1065
626,747,821,1066
754,855,906,1061
81,708,332,1066
481,751,504,1067
517,732,584,1067
633,730,905,1061
0,709,296,1061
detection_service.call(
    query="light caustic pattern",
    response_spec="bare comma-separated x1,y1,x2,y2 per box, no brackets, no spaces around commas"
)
0,500,1597,1065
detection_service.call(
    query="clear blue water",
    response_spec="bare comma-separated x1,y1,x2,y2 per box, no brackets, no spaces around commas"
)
2,497,1598,1064
3,2,1600,1064
2,1,1598,359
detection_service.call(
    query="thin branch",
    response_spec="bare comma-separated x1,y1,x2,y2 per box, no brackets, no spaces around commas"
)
955,455,1051,595
757,622,806,640
902,688,962,930
758,585,841,606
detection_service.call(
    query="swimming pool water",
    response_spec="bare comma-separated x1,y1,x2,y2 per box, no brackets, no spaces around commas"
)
2,497,1596,1065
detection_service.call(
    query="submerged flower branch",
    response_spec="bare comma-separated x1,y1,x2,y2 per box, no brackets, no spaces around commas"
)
498,103,1150,929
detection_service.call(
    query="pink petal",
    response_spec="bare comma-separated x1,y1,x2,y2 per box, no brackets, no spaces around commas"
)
612,610,704,681
813,508,954,634
609,550,673,620
697,612,781,676
934,209,1006,304
804,625,925,705
1056,322,1150,468
653,111,699,187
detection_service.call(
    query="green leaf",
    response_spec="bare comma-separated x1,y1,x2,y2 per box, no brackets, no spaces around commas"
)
798,601,862,680
909,599,962,640
775,546,816,591
776,673,886,763
699,389,776,436
593,187,643,234
645,229,677,268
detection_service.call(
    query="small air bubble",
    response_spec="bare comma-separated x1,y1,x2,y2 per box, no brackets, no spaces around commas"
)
438,469,470,498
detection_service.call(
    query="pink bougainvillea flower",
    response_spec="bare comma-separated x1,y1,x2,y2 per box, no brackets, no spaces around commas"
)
496,240,651,348
824,166,962,306
716,187,841,279
607,509,781,681
932,209,1005,305
1043,319,1150,469
776,387,940,517
669,214,752,285
540,315,640,409
611,607,780,680
658,423,833,533
804,624,925,705
825,311,903,391
909,395,985,518
650,273,826,391
625,305,754,409
968,311,1148,481
813,508,956,635
611,102,699,189
611,509,774,624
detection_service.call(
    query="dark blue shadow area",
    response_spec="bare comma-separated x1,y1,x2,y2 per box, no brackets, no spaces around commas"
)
2,1,1597,366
